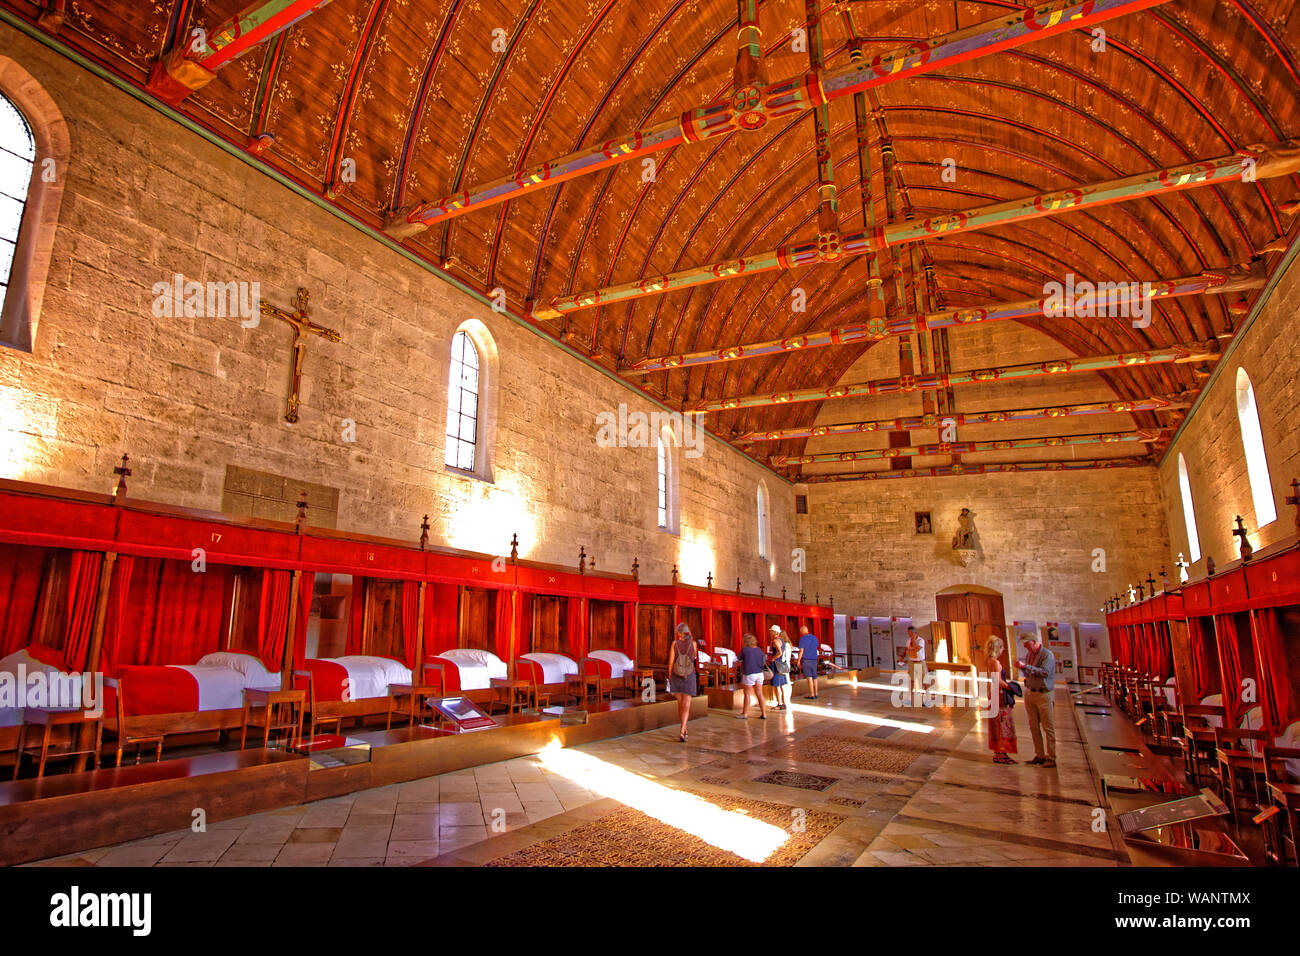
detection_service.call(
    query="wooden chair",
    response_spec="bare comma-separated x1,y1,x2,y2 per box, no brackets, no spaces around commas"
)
111,681,164,768
1211,727,1270,829
293,669,342,741
1260,746,1300,867
239,687,305,751
1177,704,1225,787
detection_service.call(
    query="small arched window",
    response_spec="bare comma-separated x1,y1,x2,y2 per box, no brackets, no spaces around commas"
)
1235,368,1276,527
445,330,480,473
656,424,678,533
1177,453,1201,563
756,482,769,559
0,92,35,328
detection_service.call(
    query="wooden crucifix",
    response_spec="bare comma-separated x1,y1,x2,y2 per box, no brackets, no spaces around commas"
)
260,288,340,424
112,453,131,502
1287,477,1300,530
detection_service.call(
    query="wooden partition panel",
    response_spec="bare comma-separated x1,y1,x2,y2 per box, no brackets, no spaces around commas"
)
711,610,732,648
681,606,703,645
227,569,265,655
365,580,404,660
459,586,496,651
588,600,622,652
741,612,757,640
638,604,672,666
532,595,564,653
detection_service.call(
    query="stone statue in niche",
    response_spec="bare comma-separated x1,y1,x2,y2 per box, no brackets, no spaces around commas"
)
950,508,979,566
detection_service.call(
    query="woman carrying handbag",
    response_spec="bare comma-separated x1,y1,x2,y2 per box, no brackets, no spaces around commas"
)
985,636,1019,764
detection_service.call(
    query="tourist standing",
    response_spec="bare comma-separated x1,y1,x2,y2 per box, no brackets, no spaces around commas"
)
667,622,698,742
984,636,1018,764
737,633,768,719
796,625,820,700
1019,634,1057,768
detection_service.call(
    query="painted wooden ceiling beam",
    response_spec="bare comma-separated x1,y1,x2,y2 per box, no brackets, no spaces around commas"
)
736,397,1190,443
771,429,1163,466
384,0,1168,238
691,342,1220,413
800,457,1151,482
625,262,1264,373
146,0,335,104
538,144,1300,320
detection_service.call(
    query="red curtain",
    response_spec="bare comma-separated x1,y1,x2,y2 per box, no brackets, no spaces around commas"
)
1188,627,1217,702
623,602,637,659
731,610,742,650
1250,609,1293,736
401,580,419,669
702,608,713,652
1214,614,1244,724
423,582,459,656
62,551,104,671
566,596,587,660
107,557,233,669
345,576,368,655
292,572,314,673
1149,623,1172,680
518,592,533,656
256,569,293,671
0,543,47,657
494,588,515,662
102,555,136,675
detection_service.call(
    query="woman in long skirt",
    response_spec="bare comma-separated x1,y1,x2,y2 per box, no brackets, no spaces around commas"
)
986,636,1018,764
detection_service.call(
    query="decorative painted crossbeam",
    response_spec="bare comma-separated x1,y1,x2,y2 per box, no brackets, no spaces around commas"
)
537,145,1300,320
626,264,1263,373
770,429,1163,466
690,343,1218,413
799,457,1151,482
735,396,1188,442
148,1,335,103
385,0,1167,237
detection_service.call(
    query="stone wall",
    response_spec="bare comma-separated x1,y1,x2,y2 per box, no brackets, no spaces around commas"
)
796,319,1171,627
1158,247,1300,570
0,25,792,593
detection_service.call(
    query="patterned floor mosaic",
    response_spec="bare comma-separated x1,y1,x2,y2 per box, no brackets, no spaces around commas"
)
776,733,923,774
483,790,843,867
753,769,841,791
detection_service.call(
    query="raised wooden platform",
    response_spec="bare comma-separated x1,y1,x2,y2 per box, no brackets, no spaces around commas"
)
0,693,704,866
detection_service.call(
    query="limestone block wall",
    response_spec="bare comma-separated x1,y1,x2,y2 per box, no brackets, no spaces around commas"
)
0,25,792,594
1158,247,1300,570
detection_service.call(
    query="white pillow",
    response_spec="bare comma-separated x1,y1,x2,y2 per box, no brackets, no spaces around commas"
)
440,648,501,668
198,651,274,685
713,647,737,665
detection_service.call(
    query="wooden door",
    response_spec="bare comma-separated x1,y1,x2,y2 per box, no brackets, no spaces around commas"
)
459,586,496,651
588,600,622,652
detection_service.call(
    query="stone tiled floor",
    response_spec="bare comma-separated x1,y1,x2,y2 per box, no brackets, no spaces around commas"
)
30,677,1128,867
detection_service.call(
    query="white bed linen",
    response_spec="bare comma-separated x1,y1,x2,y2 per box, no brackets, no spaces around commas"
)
0,649,69,727
712,647,737,666
520,652,578,683
588,649,634,677
168,662,279,711
325,655,413,701
435,649,508,691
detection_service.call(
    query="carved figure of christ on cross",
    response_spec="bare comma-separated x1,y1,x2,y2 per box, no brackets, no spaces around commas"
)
259,288,340,423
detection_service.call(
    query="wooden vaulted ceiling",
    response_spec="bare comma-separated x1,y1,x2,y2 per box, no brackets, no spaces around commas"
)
7,0,1300,481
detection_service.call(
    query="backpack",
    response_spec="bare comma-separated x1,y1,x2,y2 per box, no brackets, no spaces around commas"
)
672,640,695,677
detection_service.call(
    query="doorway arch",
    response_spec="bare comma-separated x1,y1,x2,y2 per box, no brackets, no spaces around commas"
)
935,585,1008,676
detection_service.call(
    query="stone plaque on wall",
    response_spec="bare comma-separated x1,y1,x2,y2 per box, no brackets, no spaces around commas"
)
221,465,339,529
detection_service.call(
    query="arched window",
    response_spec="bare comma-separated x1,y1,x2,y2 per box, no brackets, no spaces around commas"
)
1177,453,1201,563
656,435,668,529
445,330,480,473
1235,368,1276,527
0,60,69,352
0,91,35,338
756,482,769,559
656,423,679,533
